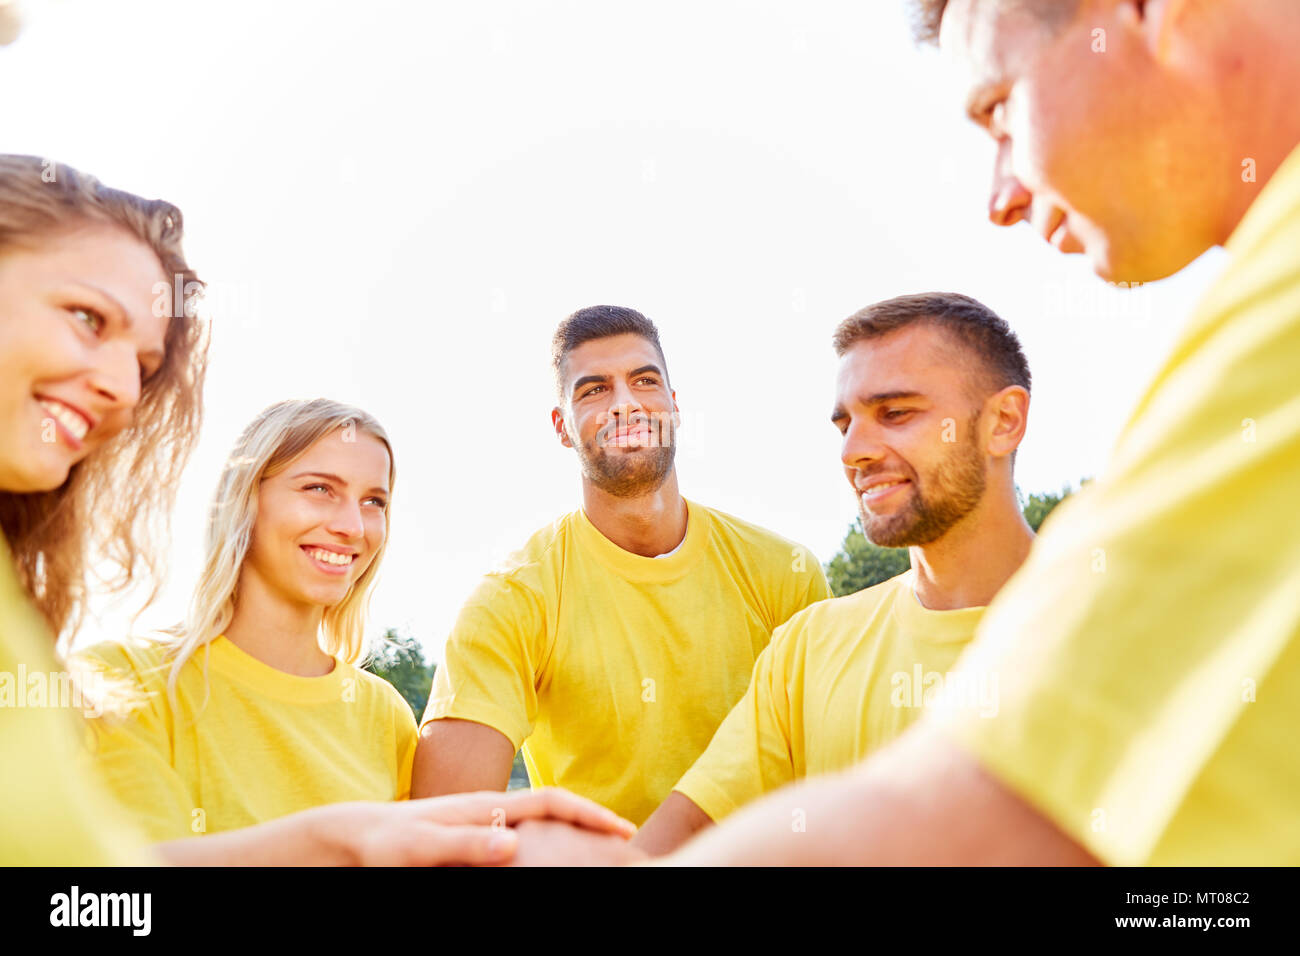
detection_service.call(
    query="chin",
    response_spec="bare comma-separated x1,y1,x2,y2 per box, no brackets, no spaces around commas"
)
10,454,74,495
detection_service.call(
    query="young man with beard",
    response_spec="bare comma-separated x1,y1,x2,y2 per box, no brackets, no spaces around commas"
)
411,305,830,828
662,0,1300,865
633,292,1035,854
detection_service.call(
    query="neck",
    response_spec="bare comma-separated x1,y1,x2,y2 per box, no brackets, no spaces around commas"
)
907,480,1034,611
1205,2,1300,242
580,470,689,557
223,571,335,677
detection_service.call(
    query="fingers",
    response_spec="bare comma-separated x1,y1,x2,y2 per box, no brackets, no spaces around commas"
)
500,788,637,838
366,821,519,867
400,788,635,838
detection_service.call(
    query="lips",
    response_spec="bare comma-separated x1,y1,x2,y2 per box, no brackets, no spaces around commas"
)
36,396,94,445
857,477,911,511
301,545,358,573
1040,208,1084,253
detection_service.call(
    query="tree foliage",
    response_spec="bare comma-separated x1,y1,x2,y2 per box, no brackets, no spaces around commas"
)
825,483,1079,597
364,629,436,719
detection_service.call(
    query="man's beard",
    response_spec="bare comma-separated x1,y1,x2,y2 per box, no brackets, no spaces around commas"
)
575,417,677,498
860,415,987,548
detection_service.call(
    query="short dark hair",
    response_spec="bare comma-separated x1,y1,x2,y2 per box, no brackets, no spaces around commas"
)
908,0,1080,46
833,292,1031,396
551,305,669,398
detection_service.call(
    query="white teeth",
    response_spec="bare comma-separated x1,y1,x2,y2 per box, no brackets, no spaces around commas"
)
863,481,904,498
307,548,354,566
39,399,90,441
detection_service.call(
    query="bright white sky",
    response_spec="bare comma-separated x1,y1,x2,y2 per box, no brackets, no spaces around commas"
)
3,0,1224,663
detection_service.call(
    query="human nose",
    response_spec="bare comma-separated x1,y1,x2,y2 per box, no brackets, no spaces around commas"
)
326,497,364,540
88,344,143,411
988,139,1032,228
841,417,887,472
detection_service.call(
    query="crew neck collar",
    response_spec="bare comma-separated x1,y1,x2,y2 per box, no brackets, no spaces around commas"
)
207,635,350,703
573,498,708,582
890,570,986,645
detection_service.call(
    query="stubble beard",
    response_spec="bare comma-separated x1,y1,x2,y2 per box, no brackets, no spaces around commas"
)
860,420,988,549
576,421,677,499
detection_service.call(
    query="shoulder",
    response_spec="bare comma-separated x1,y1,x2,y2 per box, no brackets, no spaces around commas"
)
695,502,821,567
778,572,908,636
479,513,577,586
346,663,417,718
76,636,174,689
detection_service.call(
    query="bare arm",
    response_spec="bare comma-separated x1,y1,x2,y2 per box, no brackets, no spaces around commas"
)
155,789,636,867
411,718,516,798
632,791,714,856
664,723,1101,866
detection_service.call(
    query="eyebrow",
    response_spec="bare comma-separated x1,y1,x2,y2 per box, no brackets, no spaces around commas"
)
570,364,665,396
290,471,390,495
830,391,927,423
70,280,168,364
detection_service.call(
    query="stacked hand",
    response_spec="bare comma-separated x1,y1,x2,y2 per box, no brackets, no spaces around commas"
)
325,788,641,866
156,787,644,867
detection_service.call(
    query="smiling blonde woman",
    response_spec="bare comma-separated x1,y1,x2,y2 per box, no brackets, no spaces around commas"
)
80,399,425,840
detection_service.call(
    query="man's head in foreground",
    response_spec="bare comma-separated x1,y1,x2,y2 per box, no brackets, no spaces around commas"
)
551,305,680,498
917,0,1300,283
832,292,1030,548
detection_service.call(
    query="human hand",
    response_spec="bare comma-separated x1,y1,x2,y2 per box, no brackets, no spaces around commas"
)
500,819,648,867
313,788,637,866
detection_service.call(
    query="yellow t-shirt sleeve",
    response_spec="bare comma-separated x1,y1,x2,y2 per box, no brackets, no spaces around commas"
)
673,620,799,821
422,573,547,751
935,149,1300,865
80,643,199,843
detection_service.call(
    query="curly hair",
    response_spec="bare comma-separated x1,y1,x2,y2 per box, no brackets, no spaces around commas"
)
0,155,210,643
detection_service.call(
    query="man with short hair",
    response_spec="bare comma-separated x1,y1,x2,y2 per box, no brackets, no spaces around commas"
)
634,293,1036,854
411,305,830,827
666,0,1300,865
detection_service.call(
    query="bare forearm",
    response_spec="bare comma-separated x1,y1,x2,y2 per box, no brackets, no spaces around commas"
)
632,791,714,856
664,726,1102,866
154,808,345,866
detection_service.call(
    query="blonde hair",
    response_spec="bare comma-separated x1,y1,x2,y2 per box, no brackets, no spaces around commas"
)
164,399,395,695
0,155,209,643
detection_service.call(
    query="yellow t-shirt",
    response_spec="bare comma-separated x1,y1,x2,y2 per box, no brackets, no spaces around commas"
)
423,498,831,824
939,142,1300,866
676,570,985,821
80,635,419,842
0,534,151,865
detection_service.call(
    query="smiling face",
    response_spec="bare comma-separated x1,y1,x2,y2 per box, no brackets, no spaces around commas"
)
241,429,392,612
832,324,994,548
553,332,680,498
940,0,1227,282
0,224,170,492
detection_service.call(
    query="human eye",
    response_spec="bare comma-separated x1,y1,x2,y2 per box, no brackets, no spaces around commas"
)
882,408,915,422
69,306,107,335
363,495,388,509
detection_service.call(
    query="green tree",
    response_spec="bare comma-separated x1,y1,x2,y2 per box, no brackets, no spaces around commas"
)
1020,484,1076,533
825,523,911,597
364,629,436,719
825,483,1079,597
